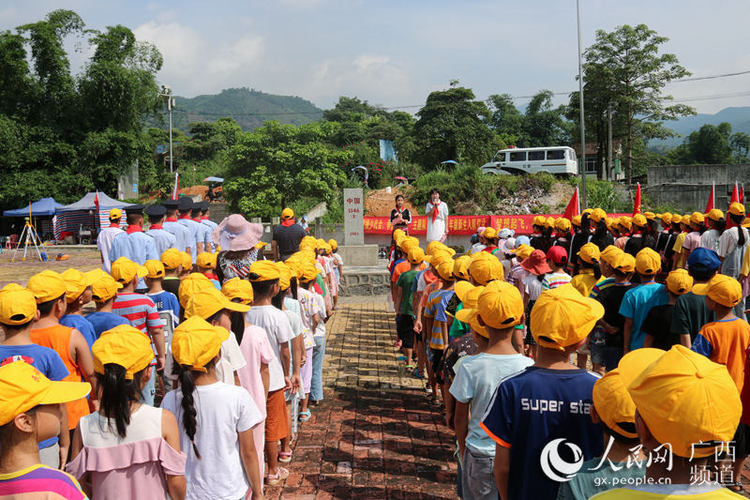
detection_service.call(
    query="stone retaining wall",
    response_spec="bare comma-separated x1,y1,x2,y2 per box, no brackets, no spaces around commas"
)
339,270,390,296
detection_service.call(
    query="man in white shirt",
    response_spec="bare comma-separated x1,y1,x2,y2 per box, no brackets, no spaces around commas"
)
97,208,124,272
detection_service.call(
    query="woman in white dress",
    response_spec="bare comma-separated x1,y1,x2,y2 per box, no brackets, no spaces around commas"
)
425,189,449,243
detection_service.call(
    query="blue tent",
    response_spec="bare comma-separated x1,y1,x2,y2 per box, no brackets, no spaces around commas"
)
3,197,64,217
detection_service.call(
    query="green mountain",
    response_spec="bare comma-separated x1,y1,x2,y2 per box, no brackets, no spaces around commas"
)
152,87,324,132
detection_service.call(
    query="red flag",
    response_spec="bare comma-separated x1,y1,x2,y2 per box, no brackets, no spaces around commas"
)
705,181,715,213
632,183,642,216
741,184,745,205
171,172,180,201
94,191,100,212
731,182,739,204
562,187,580,220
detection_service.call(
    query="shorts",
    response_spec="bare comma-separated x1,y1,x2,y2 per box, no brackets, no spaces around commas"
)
589,328,606,366
525,300,536,346
604,346,624,372
397,315,415,349
265,389,290,442
430,348,445,384
731,422,750,459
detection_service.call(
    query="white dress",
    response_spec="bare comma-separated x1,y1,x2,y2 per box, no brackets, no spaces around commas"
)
426,202,449,243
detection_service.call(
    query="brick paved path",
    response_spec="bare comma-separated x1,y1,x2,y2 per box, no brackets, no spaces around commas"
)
266,298,458,499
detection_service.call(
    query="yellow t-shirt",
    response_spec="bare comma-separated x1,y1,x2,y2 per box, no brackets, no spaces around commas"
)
591,486,744,499
672,232,688,268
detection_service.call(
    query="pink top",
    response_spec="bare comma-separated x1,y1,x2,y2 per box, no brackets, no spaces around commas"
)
66,405,185,500
236,325,275,417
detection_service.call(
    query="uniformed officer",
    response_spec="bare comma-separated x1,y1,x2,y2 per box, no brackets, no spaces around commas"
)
177,197,203,262
162,199,189,253
191,203,212,254
97,208,124,272
199,201,218,251
109,204,158,291
145,204,177,255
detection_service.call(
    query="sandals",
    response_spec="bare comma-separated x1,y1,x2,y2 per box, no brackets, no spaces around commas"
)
299,410,312,422
265,466,289,485
278,450,293,463
728,481,743,492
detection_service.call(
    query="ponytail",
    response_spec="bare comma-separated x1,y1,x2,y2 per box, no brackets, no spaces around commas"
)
97,364,142,439
731,214,746,247
229,310,245,344
177,365,201,459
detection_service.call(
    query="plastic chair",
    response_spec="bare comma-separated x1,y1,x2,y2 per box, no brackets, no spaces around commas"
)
5,234,18,249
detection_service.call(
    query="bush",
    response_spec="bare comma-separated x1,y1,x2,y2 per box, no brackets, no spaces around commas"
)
409,164,498,214
585,179,631,213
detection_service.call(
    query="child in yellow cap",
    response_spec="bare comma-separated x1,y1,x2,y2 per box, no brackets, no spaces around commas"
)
642,268,693,350
423,260,456,405
619,248,669,352
0,286,72,468
27,271,95,438
0,361,90,499
59,269,99,348
328,239,344,309
450,283,533,500
144,259,181,327
85,274,129,340
692,274,750,485
592,346,744,498
718,202,749,318
196,252,220,289
161,317,264,499
394,247,427,370
160,248,183,297
179,251,193,277
67,326,186,499
593,253,636,371
481,284,606,500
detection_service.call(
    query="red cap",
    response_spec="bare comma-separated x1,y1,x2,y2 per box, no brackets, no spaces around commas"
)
521,249,553,276
546,245,568,266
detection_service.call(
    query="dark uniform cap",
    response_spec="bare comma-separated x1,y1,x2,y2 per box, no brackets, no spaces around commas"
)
200,201,209,212
162,199,179,209
177,197,194,212
144,204,167,218
124,204,144,215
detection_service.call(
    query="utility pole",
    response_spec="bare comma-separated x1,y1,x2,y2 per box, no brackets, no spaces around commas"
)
576,0,587,208
607,102,613,180
159,86,175,173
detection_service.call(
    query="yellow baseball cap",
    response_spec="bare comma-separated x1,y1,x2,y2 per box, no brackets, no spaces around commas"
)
512,244,534,261
477,281,524,329
618,217,632,231
407,247,427,265
276,262,293,290
628,345,742,458
530,284,604,351
161,248,183,269
666,269,693,295
681,214,690,225
393,229,406,246
0,287,37,325
728,202,745,217
582,208,593,215
455,282,488,338
178,273,213,308
0,361,91,426
93,325,154,379
399,236,420,253
658,212,672,224
577,242,600,264
590,208,607,223
144,260,165,279
91,274,122,303
26,270,67,304
690,211,705,225
299,261,319,282
706,209,724,222
482,227,498,239
180,251,193,271
434,260,455,281
109,208,122,220
743,218,750,229
612,253,636,274
671,213,682,224
172,316,230,372
533,215,546,226
328,239,338,251
453,255,471,281
555,218,571,232
281,207,294,220
110,257,148,284
469,252,504,285
196,252,217,270
60,268,99,303
185,285,250,320
706,274,742,308
248,260,281,282
644,211,656,221
600,245,623,266
221,277,253,305
571,215,582,227
593,348,664,439
635,248,661,275
632,214,648,228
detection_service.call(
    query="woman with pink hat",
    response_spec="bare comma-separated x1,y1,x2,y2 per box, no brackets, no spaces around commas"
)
212,214,265,282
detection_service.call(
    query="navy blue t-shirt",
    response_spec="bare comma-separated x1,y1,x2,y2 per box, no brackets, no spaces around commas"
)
84,311,129,340
0,343,70,448
147,291,180,323
60,314,96,348
481,366,603,500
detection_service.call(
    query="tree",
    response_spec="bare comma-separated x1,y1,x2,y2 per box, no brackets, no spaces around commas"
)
669,123,734,165
487,93,526,145
730,132,750,163
522,90,570,148
411,85,496,168
582,24,694,183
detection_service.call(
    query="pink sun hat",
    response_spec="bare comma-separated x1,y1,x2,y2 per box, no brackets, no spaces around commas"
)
212,214,264,251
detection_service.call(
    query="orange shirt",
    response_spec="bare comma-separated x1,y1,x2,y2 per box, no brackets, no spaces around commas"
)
693,317,750,394
30,324,90,429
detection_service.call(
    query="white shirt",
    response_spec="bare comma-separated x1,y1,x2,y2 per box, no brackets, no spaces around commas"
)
97,226,124,272
216,331,247,385
718,226,749,278
311,293,327,338
425,201,449,243
699,228,721,253
162,382,262,500
245,305,295,392
523,273,543,301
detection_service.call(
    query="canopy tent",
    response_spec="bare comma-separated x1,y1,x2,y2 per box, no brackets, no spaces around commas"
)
3,197,64,217
54,192,133,239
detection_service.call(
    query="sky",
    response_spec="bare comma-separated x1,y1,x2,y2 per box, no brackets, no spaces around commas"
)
2,0,749,115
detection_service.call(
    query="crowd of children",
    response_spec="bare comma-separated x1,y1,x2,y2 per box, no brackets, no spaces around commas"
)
388,203,750,499
0,211,343,499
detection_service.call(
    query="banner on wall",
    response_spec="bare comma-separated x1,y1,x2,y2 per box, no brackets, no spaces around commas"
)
364,213,631,235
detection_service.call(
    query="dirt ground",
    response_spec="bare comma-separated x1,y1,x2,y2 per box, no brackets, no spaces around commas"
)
0,249,101,288
364,186,417,217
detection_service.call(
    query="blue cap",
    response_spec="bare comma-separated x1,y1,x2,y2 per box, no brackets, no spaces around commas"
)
687,247,721,272
515,235,531,247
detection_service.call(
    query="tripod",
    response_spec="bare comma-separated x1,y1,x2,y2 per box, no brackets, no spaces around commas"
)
11,219,43,262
